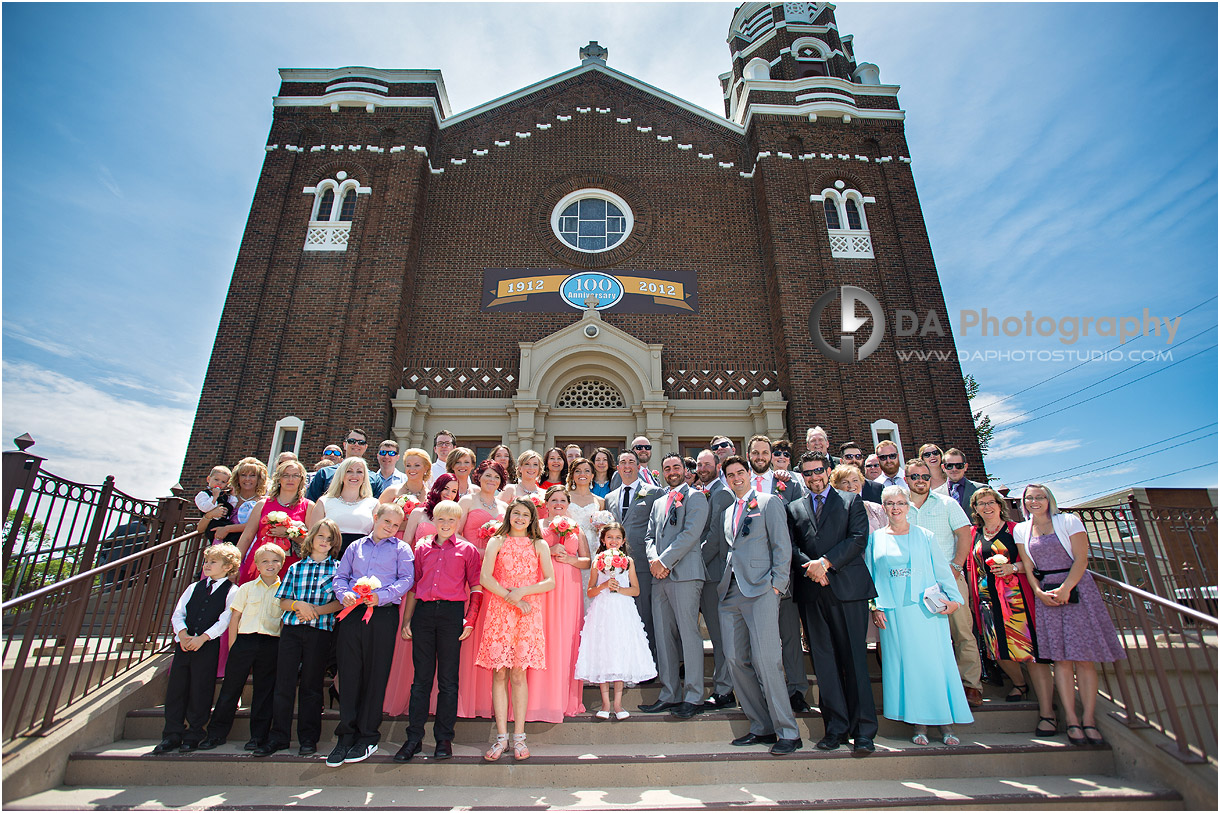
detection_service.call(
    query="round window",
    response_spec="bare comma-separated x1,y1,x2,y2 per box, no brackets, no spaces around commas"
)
551,189,634,253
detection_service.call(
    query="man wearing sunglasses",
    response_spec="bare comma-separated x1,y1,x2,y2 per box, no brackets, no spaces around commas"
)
610,436,660,489
375,440,407,491
306,429,385,501
905,459,982,707
933,448,984,511
839,442,882,504
872,440,905,488
785,451,877,756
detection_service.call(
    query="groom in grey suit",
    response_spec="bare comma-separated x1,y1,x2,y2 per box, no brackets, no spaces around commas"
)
717,456,801,754
605,450,664,660
640,453,709,719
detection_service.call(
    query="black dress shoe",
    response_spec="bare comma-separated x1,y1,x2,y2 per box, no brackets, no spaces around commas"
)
638,700,677,713
196,738,224,751
178,741,199,753
252,742,288,757
790,692,812,713
670,701,701,719
702,692,737,709
243,738,261,751
731,732,778,746
816,733,846,751
393,739,422,763
434,739,453,760
771,737,803,755
298,743,317,756
151,738,181,755
852,738,875,756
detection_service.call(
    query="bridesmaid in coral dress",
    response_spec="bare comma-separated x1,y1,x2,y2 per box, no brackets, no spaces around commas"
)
383,475,464,716
526,485,590,721
456,462,508,718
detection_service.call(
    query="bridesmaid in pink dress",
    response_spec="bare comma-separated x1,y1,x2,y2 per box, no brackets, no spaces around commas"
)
527,485,589,721
456,461,508,718
233,460,310,584
383,474,463,716
476,499,555,761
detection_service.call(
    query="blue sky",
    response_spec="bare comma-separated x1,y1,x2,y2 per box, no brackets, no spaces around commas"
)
3,2,1216,503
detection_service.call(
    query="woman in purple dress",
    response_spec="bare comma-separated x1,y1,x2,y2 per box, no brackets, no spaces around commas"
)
1014,483,1124,747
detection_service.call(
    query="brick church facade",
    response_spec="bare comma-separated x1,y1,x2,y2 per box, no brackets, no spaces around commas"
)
180,1,983,484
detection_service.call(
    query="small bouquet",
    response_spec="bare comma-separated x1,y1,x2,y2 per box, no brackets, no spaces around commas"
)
590,509,614,532
265,511,308,539
986,554,1013,582
395,494,420,515
775,479,787,493
479,519,500,541
595,548,630,575
336,576,382,623
526,493,547,520
550,516,579,539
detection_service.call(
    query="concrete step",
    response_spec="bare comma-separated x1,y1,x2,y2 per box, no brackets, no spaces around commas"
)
66,734,1118,788
125,702,1044,743
10,775,1182,810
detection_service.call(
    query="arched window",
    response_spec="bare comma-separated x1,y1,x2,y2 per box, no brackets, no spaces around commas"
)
314,188,334,222
338,189,357,221
304,176,369,251
814,186,874,259
555,378,626,409
823,198,841,230
845,199,862,230
744,57,771,81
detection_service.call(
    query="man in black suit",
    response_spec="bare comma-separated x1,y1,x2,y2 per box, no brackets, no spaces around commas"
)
786,451,878,756
840,442,883,504
934,447,984,511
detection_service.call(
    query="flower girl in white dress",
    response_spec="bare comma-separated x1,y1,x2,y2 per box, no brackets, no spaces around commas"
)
574,522,657,719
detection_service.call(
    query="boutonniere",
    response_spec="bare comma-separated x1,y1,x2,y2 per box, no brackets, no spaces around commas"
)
633,487,653,503
775,480,787,493
747,497,759,511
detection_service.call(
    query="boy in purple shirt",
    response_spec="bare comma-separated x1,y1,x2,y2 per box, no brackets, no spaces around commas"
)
393,499,484,762
327,502,414,767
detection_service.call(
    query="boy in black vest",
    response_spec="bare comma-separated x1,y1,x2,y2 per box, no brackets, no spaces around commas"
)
152,543,241,754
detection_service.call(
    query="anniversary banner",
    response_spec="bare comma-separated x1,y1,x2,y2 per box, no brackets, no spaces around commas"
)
482,269,699,314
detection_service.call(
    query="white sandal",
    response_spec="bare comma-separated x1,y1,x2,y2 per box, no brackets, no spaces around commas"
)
484,733,508,761
615,710,630,720
595,710,611,720
512,733,530,761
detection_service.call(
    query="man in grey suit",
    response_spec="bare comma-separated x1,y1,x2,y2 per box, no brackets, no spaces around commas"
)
605,450,664,661
746,434,809,713
695,449,736,709
639,453,709,719
609,436,660,490
934,447,984,511
717,456,802,755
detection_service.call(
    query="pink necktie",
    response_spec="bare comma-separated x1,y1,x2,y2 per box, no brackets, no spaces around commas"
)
666,491,678,513
754,475,764,493
733,498,746,534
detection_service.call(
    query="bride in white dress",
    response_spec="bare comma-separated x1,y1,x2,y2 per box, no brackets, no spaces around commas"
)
566,458,606,555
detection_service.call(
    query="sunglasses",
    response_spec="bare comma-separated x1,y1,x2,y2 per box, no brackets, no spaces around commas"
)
907,473,931,481
773,450,791,458
323,450,342,457
921,450,942,458
345,438,367,446
800,467,826,476
377,450,398,457
711,441,732,451
944,462,966,470
634,444,652,451
842,452,863,460
878,453,899,461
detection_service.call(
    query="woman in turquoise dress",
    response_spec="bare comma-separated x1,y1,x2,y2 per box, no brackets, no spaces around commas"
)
866,485,974,745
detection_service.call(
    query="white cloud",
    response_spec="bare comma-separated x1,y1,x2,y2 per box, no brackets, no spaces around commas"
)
1,361,193,499
970,391,1029,427
987,433,1084,462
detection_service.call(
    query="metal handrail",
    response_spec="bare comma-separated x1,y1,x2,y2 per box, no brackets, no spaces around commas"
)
1093,572,1219,626
1,530,198,612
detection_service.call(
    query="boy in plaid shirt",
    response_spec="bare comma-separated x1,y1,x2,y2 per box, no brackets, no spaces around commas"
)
255,519,343,757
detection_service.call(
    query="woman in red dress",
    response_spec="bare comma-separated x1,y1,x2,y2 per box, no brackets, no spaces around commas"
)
234,459,311,584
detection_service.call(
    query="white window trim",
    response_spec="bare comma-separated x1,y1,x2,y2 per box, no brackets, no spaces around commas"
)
811,187,876,259
550,189,635,254
790,36,830,60
743,57,772,81
301,177,371,251
304,178,370,223
870,419,904,468
269,416,304,463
